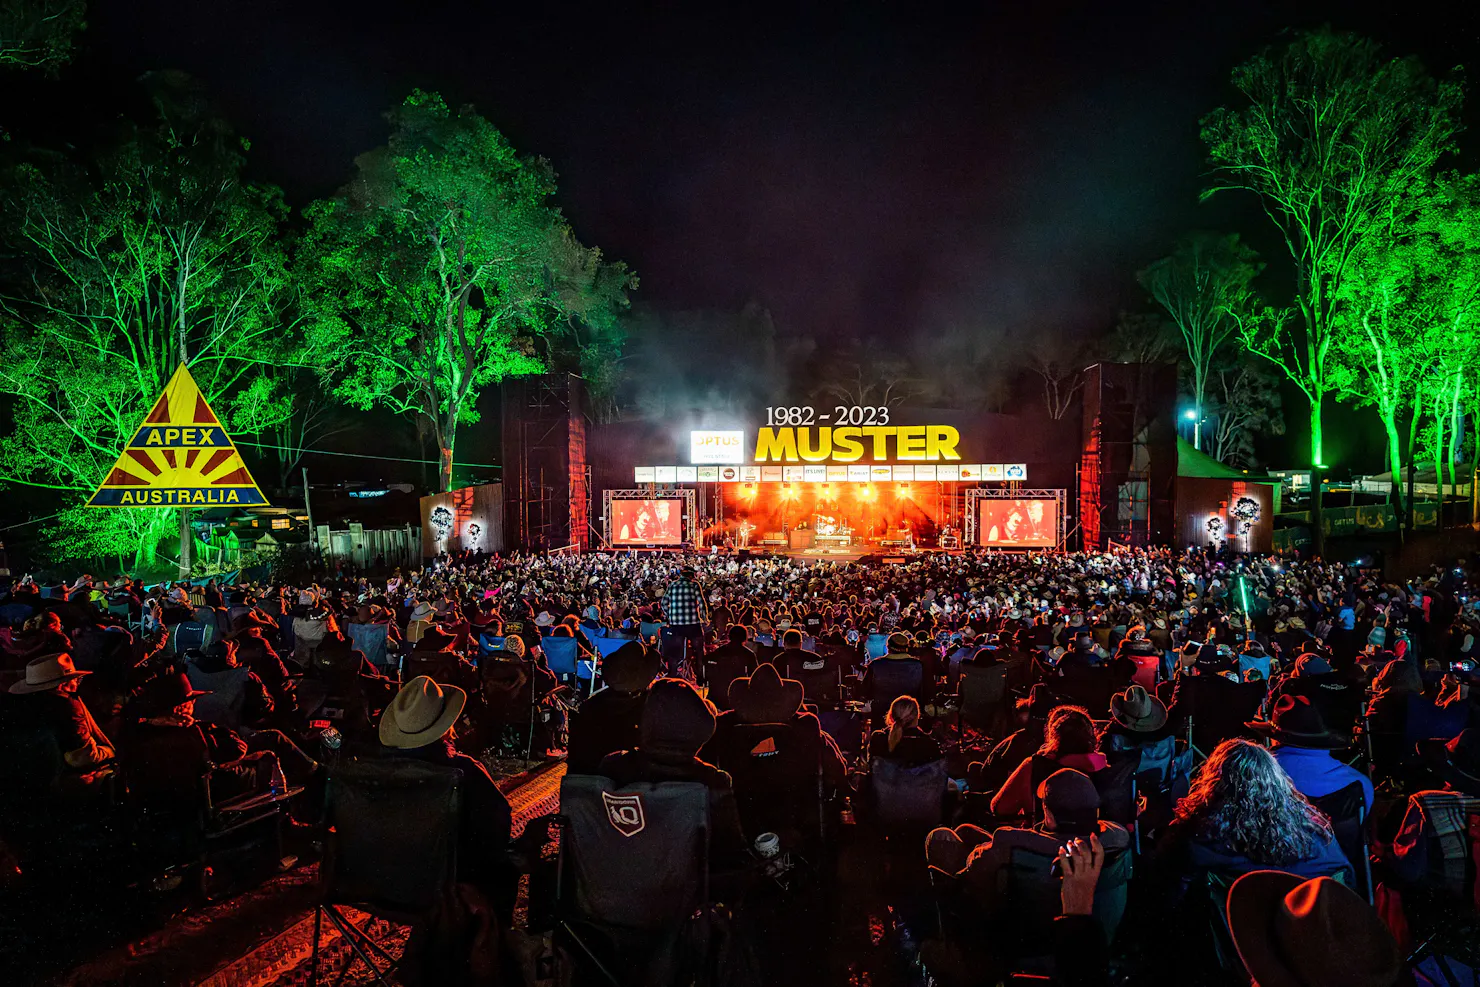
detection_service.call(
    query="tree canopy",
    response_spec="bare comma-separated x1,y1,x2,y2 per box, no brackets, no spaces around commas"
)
0,74,294,566
300,90,634,492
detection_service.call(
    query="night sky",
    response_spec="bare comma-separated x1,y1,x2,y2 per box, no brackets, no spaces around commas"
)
17,0,1477,349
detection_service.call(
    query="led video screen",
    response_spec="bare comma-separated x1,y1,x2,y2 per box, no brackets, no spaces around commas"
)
979,498,1057,548
611,498,684,545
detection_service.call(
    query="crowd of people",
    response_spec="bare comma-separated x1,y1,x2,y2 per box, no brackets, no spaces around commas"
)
2,542,1479,985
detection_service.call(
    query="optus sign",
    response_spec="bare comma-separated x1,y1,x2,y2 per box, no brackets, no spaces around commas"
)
689,430,746,464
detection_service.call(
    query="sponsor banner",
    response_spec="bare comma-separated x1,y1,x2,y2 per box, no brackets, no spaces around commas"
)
654,466,677,483
892,465,914,481
634,467,655,483
676,466,698,482
697,466,719,482
689,429,746,464
937,464,961,481
761,465,783,482
915,464,937,481
848,465,870,483
803,465,827,482
783,465,805,482
826,464,849,482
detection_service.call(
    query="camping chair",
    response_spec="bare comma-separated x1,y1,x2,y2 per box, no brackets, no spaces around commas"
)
1092,754,1139,855
870,757,949,833
544,636,595,693
123,727,301,898
955,663,1009,735
347,622,392,673
475,631,506,659
865,633,890,661
554,774,713,986
1002,844,1131,963
311,758,461,987
1309,781,1375,904
707,722,828,858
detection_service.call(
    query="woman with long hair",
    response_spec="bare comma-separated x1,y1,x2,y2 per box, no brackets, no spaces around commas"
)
867,695,942,766
990,706,1108,818
1162,739,1348,897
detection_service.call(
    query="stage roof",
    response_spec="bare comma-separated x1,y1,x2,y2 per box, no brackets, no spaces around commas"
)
1177,437,1276,482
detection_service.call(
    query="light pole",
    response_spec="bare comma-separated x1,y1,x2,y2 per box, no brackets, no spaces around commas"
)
1184,408,1203,451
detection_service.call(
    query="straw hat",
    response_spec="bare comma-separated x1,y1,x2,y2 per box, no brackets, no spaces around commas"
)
409,601,436,622
9,653,90,694
379,676,467,749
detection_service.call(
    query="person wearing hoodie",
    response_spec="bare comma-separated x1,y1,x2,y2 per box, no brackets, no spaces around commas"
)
566,641,661,775
599,678,749,871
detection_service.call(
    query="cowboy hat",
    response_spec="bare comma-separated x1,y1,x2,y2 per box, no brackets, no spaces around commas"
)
379,676,467,749
1152,617,1167,630
1110,685,1168,733
9,653,90,694
1226,871,1401,987
409,601,436,622
602,641,661,693
135,671,212,714
415,624,458,651
728,662,805,724
1247,695,1344,749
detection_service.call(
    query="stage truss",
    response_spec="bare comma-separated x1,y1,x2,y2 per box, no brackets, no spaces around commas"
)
964,488,1067,550
602,488,698,548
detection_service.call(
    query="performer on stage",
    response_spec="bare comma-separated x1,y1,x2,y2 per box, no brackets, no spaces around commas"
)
736,519,755,548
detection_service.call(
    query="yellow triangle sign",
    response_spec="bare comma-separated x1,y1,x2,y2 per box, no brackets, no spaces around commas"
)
86,363,269,509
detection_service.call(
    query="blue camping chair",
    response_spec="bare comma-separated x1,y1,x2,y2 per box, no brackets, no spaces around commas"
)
865,633,890,661
544,636,598,695
477,632,506,658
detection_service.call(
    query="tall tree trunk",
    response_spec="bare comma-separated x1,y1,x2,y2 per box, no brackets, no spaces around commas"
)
439,416,457,493
1407,388,1423,535
1309,395,1325,557
1381,409,1405,515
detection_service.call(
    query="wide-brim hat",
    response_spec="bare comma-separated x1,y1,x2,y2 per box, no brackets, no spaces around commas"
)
1110,685,1167,733
728,662,805,724
9,653,90,694
409,602,436,621
136,671,212,713
1153,618,1167,630
1247,694,1345,749
1227,871,1401,987
415,624,458,651
603,641,661,693
229,610,276,637
379,676,466,749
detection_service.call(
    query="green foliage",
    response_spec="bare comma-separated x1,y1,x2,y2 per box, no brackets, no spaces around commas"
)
1201,28,1462,468
0,73,296,564
300,90,634,490
0,0,84,71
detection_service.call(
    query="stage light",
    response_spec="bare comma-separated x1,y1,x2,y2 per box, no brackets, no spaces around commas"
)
1184,409,1197,421
897,483,912,499
861,485,873,500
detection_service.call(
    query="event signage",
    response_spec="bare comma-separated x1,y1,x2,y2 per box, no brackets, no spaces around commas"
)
87,362,268,508
752,424,960,463
689,430,746,464
633,462,1028,483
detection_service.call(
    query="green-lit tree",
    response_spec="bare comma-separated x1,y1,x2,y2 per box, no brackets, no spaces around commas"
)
300,90,634,492
0,0,84,71
0,74,295,570
1202,29,1461,548
1139,233,1260,449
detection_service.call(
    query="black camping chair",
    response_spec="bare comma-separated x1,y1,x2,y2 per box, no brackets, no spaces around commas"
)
706,721,828,854
1001,844,1131,964
1092,754,1139,856
864,658,927,728
1182,676,1267,759
311,758,461,987
956,663,1009,735
1054,664,1117,718
554,773,713,986
1309,781,1374,904
870,757,949,833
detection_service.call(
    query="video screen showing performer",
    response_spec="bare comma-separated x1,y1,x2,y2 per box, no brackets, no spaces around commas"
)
612,498,683,545
979,498,1056,548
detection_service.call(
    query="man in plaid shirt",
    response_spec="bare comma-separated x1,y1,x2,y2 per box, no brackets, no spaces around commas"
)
661,567,708,678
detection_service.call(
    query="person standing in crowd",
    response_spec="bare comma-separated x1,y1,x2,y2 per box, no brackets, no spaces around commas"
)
660,567,708,678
